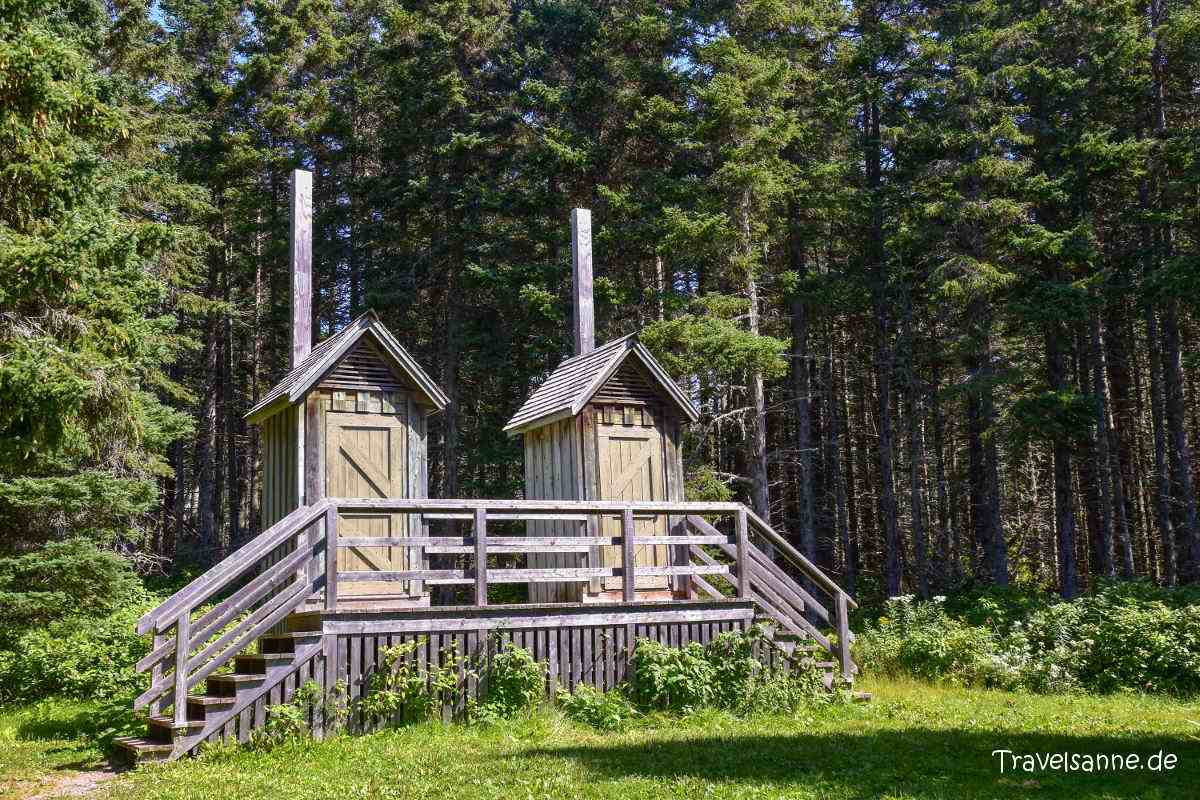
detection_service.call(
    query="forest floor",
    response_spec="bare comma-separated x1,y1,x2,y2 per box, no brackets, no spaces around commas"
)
2,679,1198,800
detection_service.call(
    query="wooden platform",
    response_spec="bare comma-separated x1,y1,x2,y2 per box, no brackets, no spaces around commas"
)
122,498,861,763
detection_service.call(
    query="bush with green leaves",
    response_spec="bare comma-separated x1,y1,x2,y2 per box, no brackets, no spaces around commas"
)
472,643,544,722
0,582,160,702
855,585,1200,696
357,639,470,725
557,684,637,731
627,628,837,715
628,639,716,711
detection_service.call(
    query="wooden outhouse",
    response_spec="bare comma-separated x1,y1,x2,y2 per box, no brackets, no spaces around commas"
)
504,209,699,602
245,170,448,603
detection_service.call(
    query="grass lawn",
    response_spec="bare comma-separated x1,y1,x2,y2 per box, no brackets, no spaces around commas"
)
4,679,1199,799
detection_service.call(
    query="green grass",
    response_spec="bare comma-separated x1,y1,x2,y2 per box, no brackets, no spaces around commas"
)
0,700,108,799
4,680,1200,799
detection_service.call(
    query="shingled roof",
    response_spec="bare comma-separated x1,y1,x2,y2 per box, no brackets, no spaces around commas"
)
504,335,698,435
245,310,448,423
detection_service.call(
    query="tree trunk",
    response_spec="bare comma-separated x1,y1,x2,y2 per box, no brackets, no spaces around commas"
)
1047,327,1079,598
743,189,772,525
788,208,816,563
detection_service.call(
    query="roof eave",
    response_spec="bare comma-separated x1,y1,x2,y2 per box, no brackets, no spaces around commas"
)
503,406,575,437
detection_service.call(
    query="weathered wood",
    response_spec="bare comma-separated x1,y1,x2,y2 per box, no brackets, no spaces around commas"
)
690,572,726,600
422,513,590,522
688,513,831,622
735,509,750,599
744,508,858,609
424,544,593,555
631,565,729,578
172,611,190,725
836,592,853,681
290,169,312,367
621,509,636,602
474,508,488,607
632,534,728,546
570,208,595,356
339,567,619,584
332,498,745,514
325,505,339,611
138,501,330,634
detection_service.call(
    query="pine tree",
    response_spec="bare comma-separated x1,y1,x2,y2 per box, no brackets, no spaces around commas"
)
0,0,203,554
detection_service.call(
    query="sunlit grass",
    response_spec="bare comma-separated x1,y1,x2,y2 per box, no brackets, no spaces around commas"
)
4,680,1199,799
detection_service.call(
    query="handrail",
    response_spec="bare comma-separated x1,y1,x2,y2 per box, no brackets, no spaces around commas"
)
743,508,858,609
137,500,333,634
132,495,859,725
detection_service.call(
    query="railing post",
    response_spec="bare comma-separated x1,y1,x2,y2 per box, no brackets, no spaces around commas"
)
735,509,750,599
836,592,852,682
621,508,636,602
668,514,692,599
150,632,169,715
474,507,488,607
324,505,338,612
172,610,190,726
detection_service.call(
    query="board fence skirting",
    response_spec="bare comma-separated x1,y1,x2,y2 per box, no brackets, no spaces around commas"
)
179,600,809,749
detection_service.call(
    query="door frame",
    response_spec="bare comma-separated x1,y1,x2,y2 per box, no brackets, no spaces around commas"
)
325,408,411,598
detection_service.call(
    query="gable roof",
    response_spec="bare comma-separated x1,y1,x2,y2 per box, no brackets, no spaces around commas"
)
245,310,448,423
503,334,698,435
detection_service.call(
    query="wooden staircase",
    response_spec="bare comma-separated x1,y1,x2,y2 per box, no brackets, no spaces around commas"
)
117,498,862,763
115,630,323,764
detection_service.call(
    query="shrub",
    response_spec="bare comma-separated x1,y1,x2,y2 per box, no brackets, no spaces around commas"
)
628,639,715,711
357,639,470,725
249,680,347,749
472,643,544,721
0,583,159,702
855,586,1200,696
628,629,837,715
557,684,636,731
854,595,998,686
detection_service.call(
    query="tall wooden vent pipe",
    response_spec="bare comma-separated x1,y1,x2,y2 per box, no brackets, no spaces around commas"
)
290,169,313,368
570,208,594,356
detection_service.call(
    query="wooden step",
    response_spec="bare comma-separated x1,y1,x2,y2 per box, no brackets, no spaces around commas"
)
258,631,322,654
147,715,205,742
283,610,323,632
206,673,267,696
186,694,236,720
113,736,174,764
234,652,296,674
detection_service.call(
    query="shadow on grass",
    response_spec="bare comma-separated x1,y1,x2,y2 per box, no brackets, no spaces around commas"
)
14,699,140,752
521,728,1200,799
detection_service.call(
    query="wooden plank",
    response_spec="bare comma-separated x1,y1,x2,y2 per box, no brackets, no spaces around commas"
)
330,498,746,514
422,513,590,521
631,565,729,577
338,567,617,584
621,509,636,602
836,592,854,681
172,611,189,725
632,535,729,546
290,169,312,366
325,505,339,610
735,510,749,599
570,208,595,355
474,508,488,607
323,606,755,635
743,509,858,608
138,501,330,634
424,544,593,555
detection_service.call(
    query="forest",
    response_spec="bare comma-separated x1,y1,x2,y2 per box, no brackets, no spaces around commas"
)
3,0,1200,610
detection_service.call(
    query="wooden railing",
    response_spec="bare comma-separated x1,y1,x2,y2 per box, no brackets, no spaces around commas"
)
134,498,858,724
322,499,857,679
133,501,332,723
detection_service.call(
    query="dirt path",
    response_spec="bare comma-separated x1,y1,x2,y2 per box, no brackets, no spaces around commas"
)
23,766,121,800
